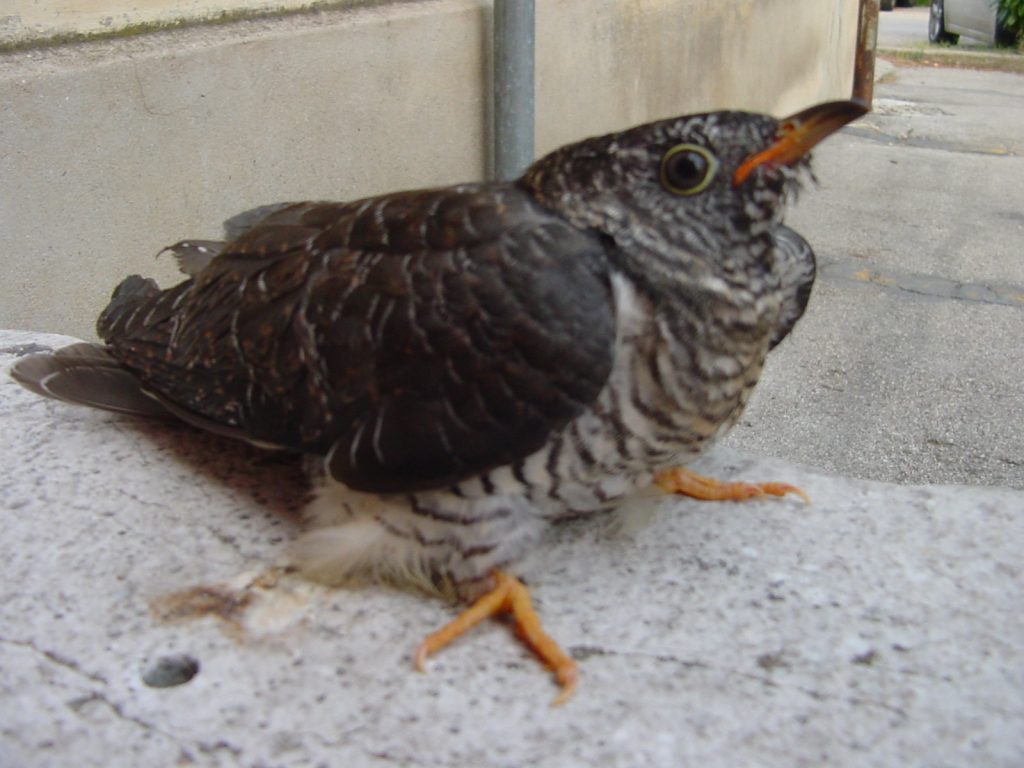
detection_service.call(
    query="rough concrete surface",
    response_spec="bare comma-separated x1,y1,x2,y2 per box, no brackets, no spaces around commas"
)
1,331,1022,768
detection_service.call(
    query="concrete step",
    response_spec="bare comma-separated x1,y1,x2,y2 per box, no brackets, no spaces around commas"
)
2,330,1020,768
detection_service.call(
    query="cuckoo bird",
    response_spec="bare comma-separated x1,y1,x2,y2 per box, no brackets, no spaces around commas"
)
11,100,866,703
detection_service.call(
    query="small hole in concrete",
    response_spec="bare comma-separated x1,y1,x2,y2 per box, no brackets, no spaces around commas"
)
142,654,200,688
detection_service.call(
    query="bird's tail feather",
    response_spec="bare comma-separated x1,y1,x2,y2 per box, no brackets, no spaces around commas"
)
9,343,171,418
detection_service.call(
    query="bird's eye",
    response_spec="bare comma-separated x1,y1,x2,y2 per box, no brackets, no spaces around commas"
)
659,144,718,196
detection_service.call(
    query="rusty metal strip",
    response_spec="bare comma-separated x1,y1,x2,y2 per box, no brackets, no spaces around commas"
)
853,0,879,108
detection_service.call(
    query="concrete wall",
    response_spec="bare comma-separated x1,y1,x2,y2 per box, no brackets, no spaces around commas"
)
0,0,860,338
2,0,333,48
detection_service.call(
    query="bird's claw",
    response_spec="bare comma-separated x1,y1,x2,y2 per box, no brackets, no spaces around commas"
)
654,467,810,503
415,570,578,706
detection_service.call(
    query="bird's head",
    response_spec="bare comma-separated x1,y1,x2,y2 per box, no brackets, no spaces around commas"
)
520,100,866,282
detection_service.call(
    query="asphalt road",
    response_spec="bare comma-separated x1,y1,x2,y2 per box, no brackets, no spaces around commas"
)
878,4,986,48
724,62,1024,489
880,5,933,47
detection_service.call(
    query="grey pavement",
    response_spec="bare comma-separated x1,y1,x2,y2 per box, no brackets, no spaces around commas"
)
725,62,1024,489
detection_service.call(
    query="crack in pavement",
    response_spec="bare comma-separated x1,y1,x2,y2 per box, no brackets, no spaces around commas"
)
0,635,211,759
68,689,227,761
844,123,1018,157
568,643,911,723
0,635,108,685
821,262,1024,308
569,643,711,671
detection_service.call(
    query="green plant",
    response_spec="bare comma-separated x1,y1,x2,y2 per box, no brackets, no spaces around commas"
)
997,0,1024,44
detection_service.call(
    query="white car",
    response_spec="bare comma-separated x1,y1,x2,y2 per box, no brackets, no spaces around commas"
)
928,0,1016,45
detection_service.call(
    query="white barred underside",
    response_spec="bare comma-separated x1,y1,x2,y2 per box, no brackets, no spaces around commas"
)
291,272,778,598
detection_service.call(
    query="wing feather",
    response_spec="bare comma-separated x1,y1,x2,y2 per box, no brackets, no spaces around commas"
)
770,224,816,349
98,184,616,492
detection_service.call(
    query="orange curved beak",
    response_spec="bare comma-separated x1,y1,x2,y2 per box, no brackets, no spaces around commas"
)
733,100,868,187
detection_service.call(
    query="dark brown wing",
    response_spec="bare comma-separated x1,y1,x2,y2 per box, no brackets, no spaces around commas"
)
98,184,616,492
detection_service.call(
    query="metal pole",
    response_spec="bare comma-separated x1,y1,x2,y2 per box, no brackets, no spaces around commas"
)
853,0,878,109
493,0,535,181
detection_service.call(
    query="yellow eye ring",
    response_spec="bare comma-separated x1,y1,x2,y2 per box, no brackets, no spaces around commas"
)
659,143,718,196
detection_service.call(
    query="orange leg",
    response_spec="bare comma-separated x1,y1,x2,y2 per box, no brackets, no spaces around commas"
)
654,466,810,503
415,571,578,706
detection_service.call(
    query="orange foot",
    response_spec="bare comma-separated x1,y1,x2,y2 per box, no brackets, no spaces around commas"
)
654,466,810,503
415,570,578,706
